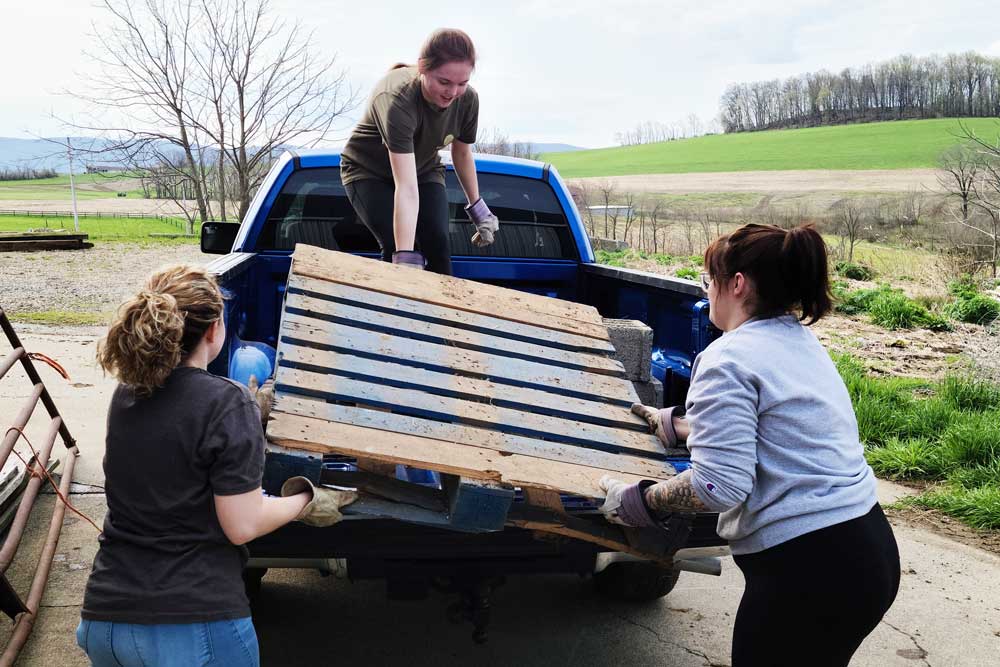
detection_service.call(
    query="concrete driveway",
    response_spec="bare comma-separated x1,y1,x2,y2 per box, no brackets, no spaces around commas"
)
2,324,999,666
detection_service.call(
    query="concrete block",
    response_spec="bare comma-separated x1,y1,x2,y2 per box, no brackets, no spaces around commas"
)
603,318,653,382
632,377,664,409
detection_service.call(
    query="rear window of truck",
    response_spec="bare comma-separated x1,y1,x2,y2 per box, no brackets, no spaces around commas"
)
254,167,578,260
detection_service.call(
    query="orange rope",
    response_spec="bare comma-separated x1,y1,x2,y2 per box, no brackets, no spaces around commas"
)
25,353,70,381
3,426,102,535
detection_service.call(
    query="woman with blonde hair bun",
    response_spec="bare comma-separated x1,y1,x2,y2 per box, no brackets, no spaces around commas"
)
78,264,356,667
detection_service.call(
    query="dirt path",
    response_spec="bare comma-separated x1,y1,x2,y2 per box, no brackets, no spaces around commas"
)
570,168,940,194
0,198,192,216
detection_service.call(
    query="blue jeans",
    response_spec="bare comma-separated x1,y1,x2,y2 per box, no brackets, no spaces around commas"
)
76,617,259,667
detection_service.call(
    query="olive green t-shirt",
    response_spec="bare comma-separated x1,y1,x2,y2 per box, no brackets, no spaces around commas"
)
340,66,479,186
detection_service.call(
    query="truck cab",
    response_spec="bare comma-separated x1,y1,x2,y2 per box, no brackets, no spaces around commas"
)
201,149,725,634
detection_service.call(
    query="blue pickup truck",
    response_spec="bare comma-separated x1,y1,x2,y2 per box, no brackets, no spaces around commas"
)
200,149,725,638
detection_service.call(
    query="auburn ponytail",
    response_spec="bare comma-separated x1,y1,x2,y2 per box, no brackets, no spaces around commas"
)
97,265,224,396
704,223,833,325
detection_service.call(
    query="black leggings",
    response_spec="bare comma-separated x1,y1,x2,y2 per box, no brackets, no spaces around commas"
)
732,504,900,667
344,178,452,275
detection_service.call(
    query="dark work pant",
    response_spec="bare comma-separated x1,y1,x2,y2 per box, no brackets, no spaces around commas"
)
731,504,900,667
344,178,452,275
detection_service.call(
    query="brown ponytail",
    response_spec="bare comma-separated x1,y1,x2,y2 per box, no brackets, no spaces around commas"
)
97,265,224,396
704,223,833,324
416,28,476,73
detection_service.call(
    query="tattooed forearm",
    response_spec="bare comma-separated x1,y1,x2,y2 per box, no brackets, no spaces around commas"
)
643,469,709,514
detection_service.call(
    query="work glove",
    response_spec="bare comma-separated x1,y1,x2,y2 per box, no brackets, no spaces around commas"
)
392,250,426,270
599,475,659,528
465,197,499,247
280,476,358,527
631,404,685,448
247,375,275,426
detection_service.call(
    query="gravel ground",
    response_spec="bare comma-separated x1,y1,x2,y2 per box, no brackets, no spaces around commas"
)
0,243,206,316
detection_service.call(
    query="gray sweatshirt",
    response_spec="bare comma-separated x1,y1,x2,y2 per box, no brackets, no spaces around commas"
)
686,315,877,555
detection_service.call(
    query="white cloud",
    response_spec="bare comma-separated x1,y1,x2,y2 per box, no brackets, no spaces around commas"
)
1,0,1000,147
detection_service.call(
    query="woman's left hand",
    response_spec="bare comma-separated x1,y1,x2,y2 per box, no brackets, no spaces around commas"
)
465,198,499,246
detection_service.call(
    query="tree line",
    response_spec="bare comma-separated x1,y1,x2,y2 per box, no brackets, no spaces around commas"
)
720,51,1000,133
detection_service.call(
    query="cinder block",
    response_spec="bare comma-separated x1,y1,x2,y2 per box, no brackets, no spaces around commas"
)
603,318,653,382
632,377,664,409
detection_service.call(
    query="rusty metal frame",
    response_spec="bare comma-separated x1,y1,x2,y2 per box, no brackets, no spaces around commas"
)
0,307,79,665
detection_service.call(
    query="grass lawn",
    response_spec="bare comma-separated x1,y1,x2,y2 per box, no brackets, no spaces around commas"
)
0,214,195,243
544,118,1000,177
836,354,1000,530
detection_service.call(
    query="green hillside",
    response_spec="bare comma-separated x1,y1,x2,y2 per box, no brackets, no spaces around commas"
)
543,118,1000,178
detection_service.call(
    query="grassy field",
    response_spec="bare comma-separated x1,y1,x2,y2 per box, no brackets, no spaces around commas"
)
0,172,144,200
836,354,1000,529
544,118,1000,177
0,214,194,243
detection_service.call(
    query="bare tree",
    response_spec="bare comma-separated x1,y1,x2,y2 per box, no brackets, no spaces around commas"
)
937,143,980,224
621,191,637,245
597,181,617,238
474,128,539,160
71,0,353,231
832,198,865,263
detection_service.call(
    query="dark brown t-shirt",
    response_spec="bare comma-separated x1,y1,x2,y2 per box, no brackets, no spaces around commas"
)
82,367,265,623
340,66,479,186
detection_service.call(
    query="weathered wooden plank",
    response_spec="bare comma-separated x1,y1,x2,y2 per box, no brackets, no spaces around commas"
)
266,411,667,499
505,505,674,566
278,344,645,431
288,273,616,355
285,289,625,377
281,315,641,406
522,488,566,514
273,394,672,478
275,367,665,457
291,245,610,340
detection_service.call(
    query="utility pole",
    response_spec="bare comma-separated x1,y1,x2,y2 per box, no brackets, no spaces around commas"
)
66,137,80,233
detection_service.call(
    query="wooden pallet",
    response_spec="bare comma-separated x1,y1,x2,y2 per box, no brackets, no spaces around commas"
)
267,246,678,556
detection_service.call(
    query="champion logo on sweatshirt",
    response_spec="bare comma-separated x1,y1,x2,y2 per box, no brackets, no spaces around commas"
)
706,483,716,492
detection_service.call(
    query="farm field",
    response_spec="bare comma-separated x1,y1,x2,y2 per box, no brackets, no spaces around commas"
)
0,172,143,200
544,118,1000,177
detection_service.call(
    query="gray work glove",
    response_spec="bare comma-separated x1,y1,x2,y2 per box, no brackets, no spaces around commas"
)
392,250,426,269
598,475,659,527
280,476,358,527
465,197,499,247
247,375,275,426
631,403,685,448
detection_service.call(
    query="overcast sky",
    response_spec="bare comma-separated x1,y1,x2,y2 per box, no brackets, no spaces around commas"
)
2,0,999,148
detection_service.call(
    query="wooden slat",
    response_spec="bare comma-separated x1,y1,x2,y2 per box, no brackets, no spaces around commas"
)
288,274,616,355
268,404,673,494
281,315,640,406
275,368,665,458
285,290,625,377
274,395,673,478
279,344,645,431
523,489,566,514
291,245,610,341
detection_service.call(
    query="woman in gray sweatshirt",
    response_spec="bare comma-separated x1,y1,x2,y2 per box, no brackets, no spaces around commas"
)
601,223,900,667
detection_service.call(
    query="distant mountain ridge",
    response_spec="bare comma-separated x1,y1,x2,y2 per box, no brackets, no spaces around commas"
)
0,137,121,173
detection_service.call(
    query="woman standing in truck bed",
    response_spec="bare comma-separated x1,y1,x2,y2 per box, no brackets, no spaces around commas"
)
340,28,499,274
